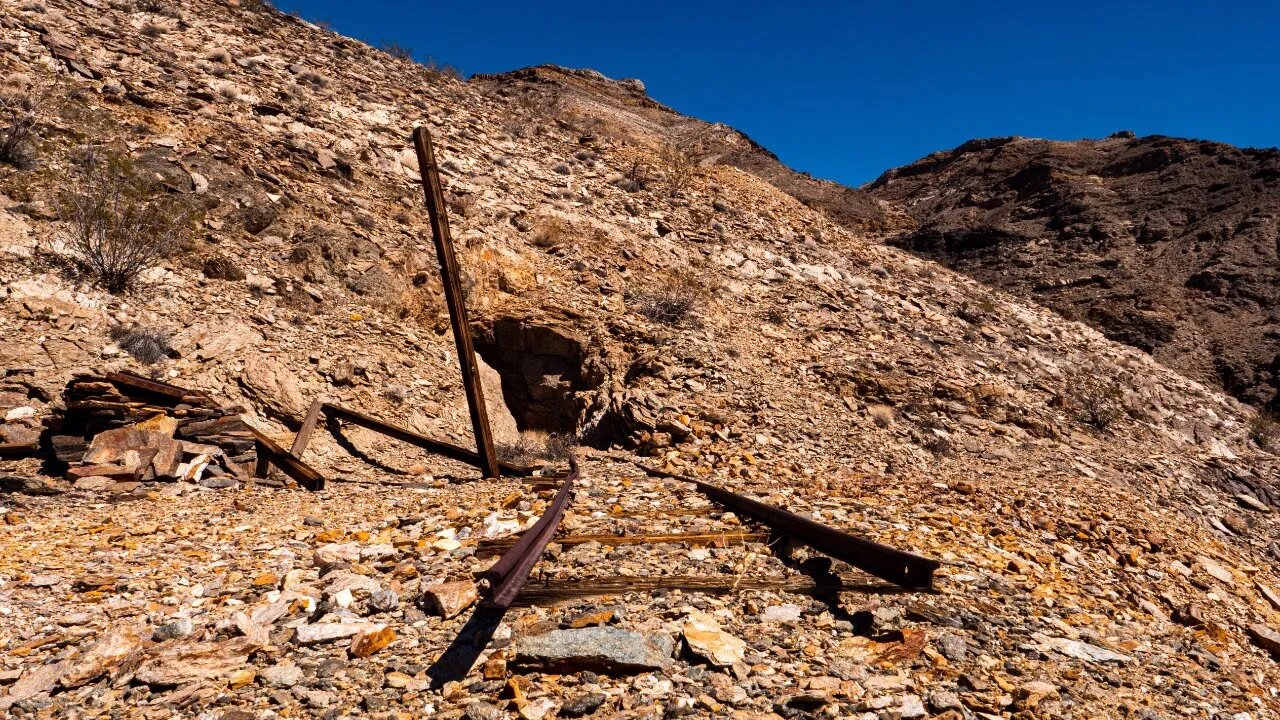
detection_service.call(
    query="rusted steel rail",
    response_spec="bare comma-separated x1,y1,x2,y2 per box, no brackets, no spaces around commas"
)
639,465,939,590
288,400,536,478
480,454,578,609
411,125,501,479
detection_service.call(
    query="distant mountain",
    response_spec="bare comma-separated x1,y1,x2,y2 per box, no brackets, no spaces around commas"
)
867,133,1280,409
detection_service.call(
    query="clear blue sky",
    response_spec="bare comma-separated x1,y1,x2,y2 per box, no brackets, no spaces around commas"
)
278,0,1280,186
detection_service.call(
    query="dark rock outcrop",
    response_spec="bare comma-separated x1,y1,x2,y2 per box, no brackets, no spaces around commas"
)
867,134,1280,409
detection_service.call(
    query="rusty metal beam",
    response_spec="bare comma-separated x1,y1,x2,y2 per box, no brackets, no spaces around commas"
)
480,455,578,609
320,402,535,477
247,426,325,491
411,125,501,480
639,465,938,590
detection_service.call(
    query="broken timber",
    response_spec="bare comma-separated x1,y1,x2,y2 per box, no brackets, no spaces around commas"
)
412,125,501,479
247,425,325,491
639,464,939,590
475,530,768,558
288,399,537,478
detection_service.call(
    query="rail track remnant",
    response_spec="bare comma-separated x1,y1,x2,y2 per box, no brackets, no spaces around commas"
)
479,454,579,608
639,465,939,590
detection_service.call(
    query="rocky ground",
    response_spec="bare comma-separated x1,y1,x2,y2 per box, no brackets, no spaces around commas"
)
0,1,1278,718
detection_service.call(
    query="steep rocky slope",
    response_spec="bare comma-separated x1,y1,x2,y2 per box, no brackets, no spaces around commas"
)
469,66,913,236
0,2,1278,719
867,134,1280,410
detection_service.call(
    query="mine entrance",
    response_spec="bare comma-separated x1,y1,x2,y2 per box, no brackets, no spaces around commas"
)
474,318,586,436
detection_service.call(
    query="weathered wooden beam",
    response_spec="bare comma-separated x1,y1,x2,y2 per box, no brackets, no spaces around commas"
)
476,530,769,558
290,398,324,459
510,573,906,606
321,402,534,477
411,125,501,480
246,426,324,491
104,371,211,406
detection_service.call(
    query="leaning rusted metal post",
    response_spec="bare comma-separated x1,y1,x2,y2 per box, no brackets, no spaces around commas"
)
412,124,501,479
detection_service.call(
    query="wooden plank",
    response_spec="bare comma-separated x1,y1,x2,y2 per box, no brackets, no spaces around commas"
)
476,531,769,558
322,402,534,477
412,125,501,479
510,573,904,606
0,441,39,457
290,398,324,458
245,426,324,491
104,371,211,406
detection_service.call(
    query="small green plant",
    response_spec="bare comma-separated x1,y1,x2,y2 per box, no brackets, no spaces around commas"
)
59,148,198,293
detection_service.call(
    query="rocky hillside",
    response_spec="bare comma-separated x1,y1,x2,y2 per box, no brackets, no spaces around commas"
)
469,66,913,236
867,134,1280,410
0,2,1279,719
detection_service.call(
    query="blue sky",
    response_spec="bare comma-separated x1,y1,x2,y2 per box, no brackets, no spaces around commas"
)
278,0,1280,186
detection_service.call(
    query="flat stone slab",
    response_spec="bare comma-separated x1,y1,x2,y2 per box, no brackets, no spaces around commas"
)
513,626,673,675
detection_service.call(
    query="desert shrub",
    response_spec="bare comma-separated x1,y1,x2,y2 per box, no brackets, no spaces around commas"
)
141,22,165,37
531,219,569,249
447,193,476,218
297,70,328,90
422,56,462,81
867,404,896,428
382,43,413,61
1063,370,1125,431
1249,411,1280,452
110,325,172,364
384,384,410,404
612,159,650,193
656,144,697,196
59,148,197,293
0,88,45,169
496,432,575,465
629,268,712,326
